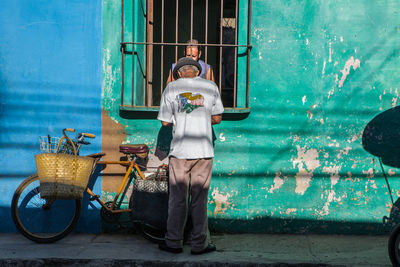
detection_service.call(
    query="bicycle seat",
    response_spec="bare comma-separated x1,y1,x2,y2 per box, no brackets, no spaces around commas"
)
119,144,149,156
86,152,106,159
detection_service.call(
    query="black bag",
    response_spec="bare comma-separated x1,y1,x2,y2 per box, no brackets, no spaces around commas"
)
130,166,169,229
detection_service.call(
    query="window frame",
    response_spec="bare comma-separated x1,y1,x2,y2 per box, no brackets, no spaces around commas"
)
119,0,252,117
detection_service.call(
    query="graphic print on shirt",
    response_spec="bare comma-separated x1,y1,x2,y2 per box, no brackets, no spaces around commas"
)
176,92,204,113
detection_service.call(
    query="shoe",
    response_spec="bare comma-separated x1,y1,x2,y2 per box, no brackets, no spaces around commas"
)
191,243,216,255
158,242,183,254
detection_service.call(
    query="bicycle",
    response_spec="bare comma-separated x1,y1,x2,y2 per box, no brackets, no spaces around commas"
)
377,156,400,266
11,128,167,243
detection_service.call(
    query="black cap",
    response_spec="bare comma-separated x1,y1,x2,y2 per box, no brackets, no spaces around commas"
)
172,57,202,80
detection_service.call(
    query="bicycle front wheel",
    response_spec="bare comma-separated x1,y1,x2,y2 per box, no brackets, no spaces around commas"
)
11,174,82,243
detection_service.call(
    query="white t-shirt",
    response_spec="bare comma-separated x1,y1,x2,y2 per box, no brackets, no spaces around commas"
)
157,76,224,159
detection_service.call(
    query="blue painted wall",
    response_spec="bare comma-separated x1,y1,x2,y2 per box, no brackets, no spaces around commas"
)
0,1,102,233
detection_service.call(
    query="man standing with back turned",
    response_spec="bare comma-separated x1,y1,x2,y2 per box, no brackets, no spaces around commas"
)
157,57,224,254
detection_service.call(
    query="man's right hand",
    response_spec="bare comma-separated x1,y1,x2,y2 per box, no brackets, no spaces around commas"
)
161,121,173,127
211,115,222,125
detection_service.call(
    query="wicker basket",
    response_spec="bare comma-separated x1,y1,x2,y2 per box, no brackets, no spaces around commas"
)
35,153,95,199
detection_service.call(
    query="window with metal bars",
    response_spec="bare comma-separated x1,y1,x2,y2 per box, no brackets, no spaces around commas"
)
119,0,252,114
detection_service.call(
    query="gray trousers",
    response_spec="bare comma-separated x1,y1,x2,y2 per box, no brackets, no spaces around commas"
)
165,157,213,251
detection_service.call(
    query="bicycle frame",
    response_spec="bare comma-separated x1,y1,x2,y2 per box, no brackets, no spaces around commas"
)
56,128,150,215
85,159,147,214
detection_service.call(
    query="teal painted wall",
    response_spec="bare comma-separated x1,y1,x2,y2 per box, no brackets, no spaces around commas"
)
103,0,400,234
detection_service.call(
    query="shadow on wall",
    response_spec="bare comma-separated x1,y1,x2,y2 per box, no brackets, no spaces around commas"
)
363,106,400,167
119,109,249,121
154,126,173,161
101,213,391,236
209,217,389,235
362,106,400,230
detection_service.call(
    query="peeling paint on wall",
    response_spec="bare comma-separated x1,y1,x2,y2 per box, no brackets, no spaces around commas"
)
293,146,320,195
219,133,226,142
268,172,284,193
337,147,352,159
101,109,127,193
307,104,317,119
338,56,361,88
211,189,232,216
324,166,340,186
286,208,297,215
102,48,121,111
362,168,374,179
318,190,342,216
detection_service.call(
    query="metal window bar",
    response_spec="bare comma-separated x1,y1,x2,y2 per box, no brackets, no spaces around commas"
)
205,0,208,74
219,0,223,96
160,0,164,96
121,0,125,106
120,0,252,109
190,0,193,42
246,0,252,108
145,0,149,106
132,0,135,106
234,0,239,108
175,0,178,63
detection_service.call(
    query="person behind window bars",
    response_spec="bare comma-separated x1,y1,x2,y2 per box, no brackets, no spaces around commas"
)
166,39,215,85
157,57,223,255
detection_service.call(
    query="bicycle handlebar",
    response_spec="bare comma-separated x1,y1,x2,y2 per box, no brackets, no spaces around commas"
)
81,133,95,138
56,128,96,155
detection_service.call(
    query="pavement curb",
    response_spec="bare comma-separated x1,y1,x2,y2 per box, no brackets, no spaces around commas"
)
0,259,346,267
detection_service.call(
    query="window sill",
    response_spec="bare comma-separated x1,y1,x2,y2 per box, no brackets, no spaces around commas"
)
119,105,250,120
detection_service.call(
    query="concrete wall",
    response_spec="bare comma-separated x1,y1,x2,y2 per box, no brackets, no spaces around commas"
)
103,0,400,234
0,1,102,232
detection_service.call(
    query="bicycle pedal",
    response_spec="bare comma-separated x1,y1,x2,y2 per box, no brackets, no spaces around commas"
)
90,195,100,201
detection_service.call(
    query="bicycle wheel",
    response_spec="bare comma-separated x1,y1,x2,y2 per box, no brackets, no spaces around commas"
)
135,222,166,244
11,174,82,243
389,224,400,266
129,181,166,243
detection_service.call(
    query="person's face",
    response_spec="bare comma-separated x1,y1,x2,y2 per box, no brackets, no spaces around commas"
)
185,46,201,61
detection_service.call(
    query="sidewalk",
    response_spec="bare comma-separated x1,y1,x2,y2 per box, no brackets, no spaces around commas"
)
0,233,391,266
